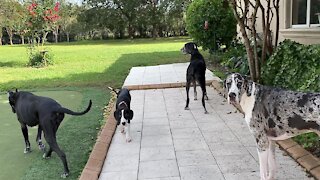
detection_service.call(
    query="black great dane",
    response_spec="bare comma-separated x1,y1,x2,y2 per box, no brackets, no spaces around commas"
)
181,42,208,114
8,89,92,178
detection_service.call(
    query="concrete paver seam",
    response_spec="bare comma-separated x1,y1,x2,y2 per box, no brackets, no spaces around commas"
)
137,90,146,180
176,87,227,180
162,88,183,179
205,93,259,164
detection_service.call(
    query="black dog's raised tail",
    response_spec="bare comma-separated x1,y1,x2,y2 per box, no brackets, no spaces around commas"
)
108,87,119,95
56,100,92,116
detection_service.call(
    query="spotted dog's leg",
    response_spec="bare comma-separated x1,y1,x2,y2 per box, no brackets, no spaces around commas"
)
125,123,131,142
256,133,269,180
267,140,276,180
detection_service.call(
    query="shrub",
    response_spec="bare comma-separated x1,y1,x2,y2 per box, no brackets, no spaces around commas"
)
186,0,236,52
262,39,320,92
219,39,249,75
28,47,54,67
261,39,320,152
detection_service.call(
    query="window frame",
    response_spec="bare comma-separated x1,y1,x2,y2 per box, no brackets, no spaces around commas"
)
291,0,320,28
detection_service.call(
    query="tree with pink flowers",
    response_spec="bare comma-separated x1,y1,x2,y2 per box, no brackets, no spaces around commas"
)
26,0,60,67
26,0,61,46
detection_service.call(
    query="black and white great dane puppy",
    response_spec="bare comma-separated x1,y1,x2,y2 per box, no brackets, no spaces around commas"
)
8,89,92,178
109,87,134,143
224,73,320,180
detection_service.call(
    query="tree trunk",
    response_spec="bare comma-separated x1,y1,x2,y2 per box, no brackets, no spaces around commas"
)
230,0,257,81
0,37,2,45
67,32,70,42
273,0,280,47
42,32,49,46
21,35,25,45
6,27,13,45
55,32,58,43
128,23,134,38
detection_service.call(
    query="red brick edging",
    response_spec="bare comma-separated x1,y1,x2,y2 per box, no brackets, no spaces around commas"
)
79,96,117,180
211,80,320,179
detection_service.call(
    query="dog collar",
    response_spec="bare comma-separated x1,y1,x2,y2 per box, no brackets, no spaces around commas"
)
118,101,128,108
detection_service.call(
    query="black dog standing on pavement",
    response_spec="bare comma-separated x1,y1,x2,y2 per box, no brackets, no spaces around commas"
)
109,87,134,143
7,89,92,178
181,42,208,113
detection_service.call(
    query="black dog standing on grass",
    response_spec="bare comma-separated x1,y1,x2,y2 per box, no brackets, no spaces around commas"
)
181,42,208,114
109,87,134,143
7,89,92,178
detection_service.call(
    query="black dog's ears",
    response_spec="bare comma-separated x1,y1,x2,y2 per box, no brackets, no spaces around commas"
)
108,87,119,95
128,110,133,120
193,43,198,50
124,110,134,120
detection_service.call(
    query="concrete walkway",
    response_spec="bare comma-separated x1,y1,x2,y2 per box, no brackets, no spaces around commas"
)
99,64,312,180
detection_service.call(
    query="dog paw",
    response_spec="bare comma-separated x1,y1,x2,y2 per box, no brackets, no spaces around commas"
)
43,153,51,159
38,144,46,151
184,107,190,110
126,138,132,143
194,97,197,100
205,96,209,100
204,111,209,114
61,172,69,178
24,147,31,154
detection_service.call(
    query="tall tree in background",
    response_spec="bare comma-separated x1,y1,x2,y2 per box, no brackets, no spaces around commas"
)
1,0,24,45
14,4,28,44
60,3,80,42
0,1,4,45
228,0,280,82
26,0,61,46
113,0,143,38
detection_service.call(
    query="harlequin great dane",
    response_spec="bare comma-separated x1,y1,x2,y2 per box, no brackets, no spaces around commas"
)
224,73,320,180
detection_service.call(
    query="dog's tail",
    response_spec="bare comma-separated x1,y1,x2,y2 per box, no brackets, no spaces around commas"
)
56,100,92,116
108,87,119,95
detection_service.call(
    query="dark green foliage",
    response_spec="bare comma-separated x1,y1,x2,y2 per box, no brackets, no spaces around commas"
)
186,0,236,51
261,39,320,154
262,39,320,92
220,40,249,75
28,47,54,67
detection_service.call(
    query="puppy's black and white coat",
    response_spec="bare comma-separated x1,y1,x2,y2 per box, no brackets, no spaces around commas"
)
181,42,208,113
225,73,320,180
110,87,134,142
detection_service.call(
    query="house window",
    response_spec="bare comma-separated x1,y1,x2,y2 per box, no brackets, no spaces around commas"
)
292,0,320,28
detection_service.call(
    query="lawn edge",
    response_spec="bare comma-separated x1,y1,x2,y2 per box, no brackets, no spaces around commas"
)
211,79,320,179
79,94,117,180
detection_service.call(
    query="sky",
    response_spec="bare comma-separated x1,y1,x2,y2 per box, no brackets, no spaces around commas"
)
66,0,83,5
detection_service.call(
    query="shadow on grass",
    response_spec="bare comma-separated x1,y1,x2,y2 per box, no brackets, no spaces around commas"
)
1,50,188,91
0,61,26,67
48,37,191,47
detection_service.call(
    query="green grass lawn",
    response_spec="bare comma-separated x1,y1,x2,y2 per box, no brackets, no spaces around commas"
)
0,37,190,179
0,88,109,180
0,37,190,91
